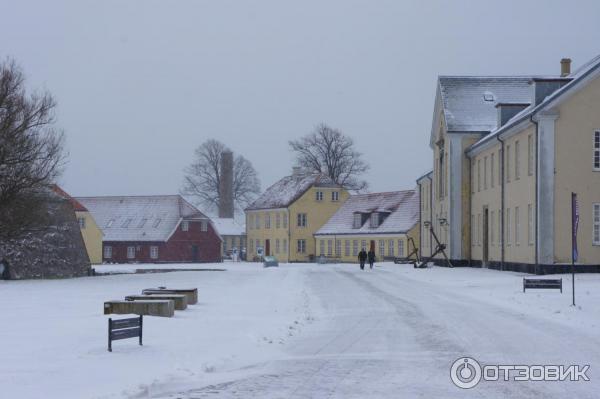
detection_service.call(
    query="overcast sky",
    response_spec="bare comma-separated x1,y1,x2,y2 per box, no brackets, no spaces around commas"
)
2,0,600,209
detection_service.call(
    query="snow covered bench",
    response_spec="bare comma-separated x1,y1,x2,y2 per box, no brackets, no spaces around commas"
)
125,294,188,310
142,287,198,304
104,300,175,317
523,278,562,293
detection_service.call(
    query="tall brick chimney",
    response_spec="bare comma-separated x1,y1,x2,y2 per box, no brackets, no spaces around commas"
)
219,151,234,218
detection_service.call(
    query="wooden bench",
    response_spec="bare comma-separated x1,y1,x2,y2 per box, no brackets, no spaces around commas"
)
142,288,198,304
104,299,175,317
108,316,142,352
125,294,188,310
523,278,563,293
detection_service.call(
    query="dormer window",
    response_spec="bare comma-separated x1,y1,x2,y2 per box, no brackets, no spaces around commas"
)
353,213,363,229
153,218,161,228
370,213,380,228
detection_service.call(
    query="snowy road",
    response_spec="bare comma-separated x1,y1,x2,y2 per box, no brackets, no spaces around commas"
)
154,265,600,399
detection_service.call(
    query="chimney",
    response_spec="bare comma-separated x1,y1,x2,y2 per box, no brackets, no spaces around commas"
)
218,151,234,218
561,58,571,77
292,166,302,176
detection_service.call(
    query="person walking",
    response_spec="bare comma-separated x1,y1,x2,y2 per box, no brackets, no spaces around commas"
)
367,249,376,269
358,248,367,270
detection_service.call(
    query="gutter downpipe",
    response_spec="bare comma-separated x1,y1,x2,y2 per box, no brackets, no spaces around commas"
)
497,134,505,271
468,157,473,267
531,116,539,274
428,174,433,257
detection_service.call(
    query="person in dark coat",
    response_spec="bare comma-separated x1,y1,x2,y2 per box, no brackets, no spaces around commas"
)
358,249,367,270
367,250,376,269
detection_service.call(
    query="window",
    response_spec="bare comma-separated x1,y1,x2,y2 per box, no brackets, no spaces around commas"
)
78,217,86,229
498,150,502,186
477,213,481,246
361,240,367,251
138,218,147,228
283,239,287,253
477,159,481,192
297,213,307,227
353,240,359,256
491,153,495,189
255,214,260,229
595,131,600,170
515,140,520,180
316,191,323,201
276,213,281,228
106,219,115,228
153,218,161,228
353,213,362,229
327,239,332,256
379,240,385,257
256,239,261,251
320,240,325,255
332,191,339,201
181,221,189,231
248,214,253,230
370,213,379,228
438,147,445,200
484,156,488,190
528,204,534,246
265,213,271,229
297,239,306,253
282,213,288,229
276,239,280,254
490,210,495,246
388,240,394,257
121,218,132,228
103,246,112,259
515,206,520,246
150,246,159,259
498,210,502,247
593,203,600,245
201,220,208,231
506,145,511,182
398,240,404,257
223,239,227,252
345,240,350,256
335,240,341,256
127,246,135,259
506,208,511,245
528,134,534,176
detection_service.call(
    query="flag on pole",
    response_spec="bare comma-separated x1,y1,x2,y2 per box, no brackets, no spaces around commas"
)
572,193,579,262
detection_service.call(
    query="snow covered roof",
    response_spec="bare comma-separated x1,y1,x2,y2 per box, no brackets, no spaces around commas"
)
212,218,245,236
315,190,419,235
76,195,207,242
438,76,533,133
246,173,340,211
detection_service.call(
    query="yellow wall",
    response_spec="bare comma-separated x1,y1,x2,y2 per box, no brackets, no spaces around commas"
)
76,210,103,264
314,233,416,263
246,208,290,261
418,176,433,257
554,74,600,264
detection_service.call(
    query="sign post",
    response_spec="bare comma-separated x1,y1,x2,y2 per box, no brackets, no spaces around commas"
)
571,192,579,307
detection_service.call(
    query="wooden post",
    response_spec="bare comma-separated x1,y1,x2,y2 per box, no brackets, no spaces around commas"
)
108,318,112,352
139,315,143,346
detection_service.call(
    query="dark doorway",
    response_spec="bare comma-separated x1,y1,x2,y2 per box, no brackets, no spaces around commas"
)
265,239,271,256
370,240,375,252
483,207,489,267
191,244,199,262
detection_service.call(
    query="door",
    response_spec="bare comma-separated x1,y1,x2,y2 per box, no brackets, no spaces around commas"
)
191,244,199,262
482,208,489,267
370,240,375,252
265,239,271,256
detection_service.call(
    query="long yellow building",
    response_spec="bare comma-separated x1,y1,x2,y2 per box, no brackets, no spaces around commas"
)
314,190,420,263
245,168,349,262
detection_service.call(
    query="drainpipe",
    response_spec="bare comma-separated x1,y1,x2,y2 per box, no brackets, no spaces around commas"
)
468,157,473,268
418,183,423,260
428,175,433,257
497,135,505,271
531,116,539,274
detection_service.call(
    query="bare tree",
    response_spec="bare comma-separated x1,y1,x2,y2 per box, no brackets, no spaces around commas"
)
182,139,260,214
0,59,66,240
289,123,370,191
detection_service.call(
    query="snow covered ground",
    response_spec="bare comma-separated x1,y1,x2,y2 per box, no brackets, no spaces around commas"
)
1,262,599,398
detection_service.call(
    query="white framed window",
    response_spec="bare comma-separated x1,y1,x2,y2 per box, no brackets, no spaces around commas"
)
471,161,475,194
297,239,306,253
276,239,280,254
515,140,521,180
388,240,394,256
103,246,112,259
484,156,488,190
361,240,367,251
332,191,339,201
370,213,379,228
593,203,600,245
201,220,208,232
276,213,281,228
506,145,511,183
528,204,534,246
150,246,159,259
282,213,288,229
477,159,481,192
265,213,271,229
283,239,287,253
515,206,520,246
353,240,359,256
181,221,189,231
335,240,341,256
491,153,495,189
316,191,323,201
353,213,362,228
78,217,86,229
327,239,332,256
320,240,325,255
471,215,475,247
594,131,600,171
255,214,260,229
379,240,385,257
506,208,511,245
345,240,350,256
528,134,534,176
490,210,495,246
297,213,307,227
127,246,135,259
498,210,502,247
477,213,481,246
398,239,404,257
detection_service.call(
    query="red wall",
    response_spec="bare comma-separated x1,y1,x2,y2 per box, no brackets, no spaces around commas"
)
103,220,222,263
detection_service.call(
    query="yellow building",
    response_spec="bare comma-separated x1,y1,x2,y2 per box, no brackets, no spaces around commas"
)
52,185,103,264
420,55,600,273
314,190,420,263
245,168,349,262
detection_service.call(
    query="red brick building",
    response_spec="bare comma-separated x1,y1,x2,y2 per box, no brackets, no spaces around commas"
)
76,195,222,263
